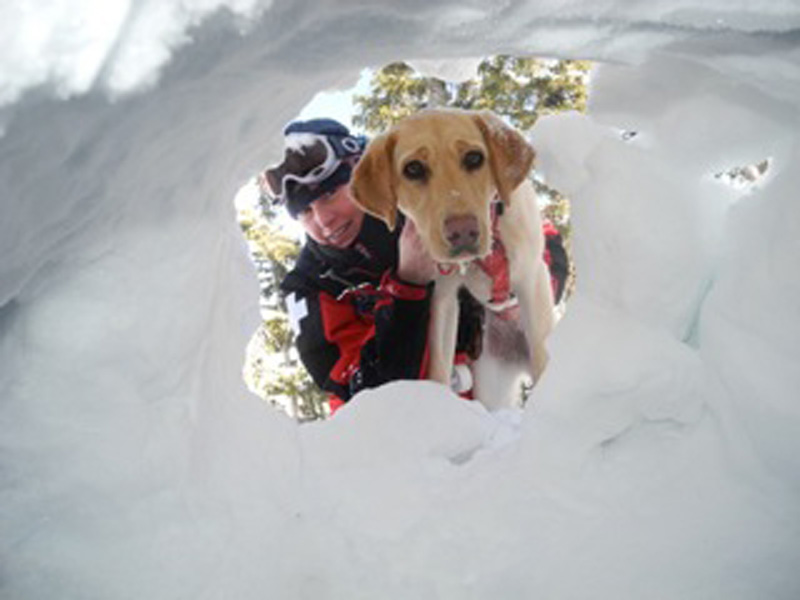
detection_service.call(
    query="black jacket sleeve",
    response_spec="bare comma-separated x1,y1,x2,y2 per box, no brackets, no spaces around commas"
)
545,230,569,304
541,220,570,304
285,270,432,403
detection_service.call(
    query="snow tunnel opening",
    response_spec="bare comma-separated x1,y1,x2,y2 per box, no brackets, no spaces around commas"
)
235,56,586,421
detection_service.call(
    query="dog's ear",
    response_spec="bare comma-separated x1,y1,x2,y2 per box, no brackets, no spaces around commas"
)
351,132,399,231
472,111,535,206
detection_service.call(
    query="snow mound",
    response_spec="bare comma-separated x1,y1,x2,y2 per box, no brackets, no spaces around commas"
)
2,1,800,599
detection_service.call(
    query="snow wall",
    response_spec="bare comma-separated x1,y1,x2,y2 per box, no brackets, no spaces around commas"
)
1,2,799,598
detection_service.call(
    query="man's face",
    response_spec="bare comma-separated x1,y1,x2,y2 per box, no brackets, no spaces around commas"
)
297,184,365,249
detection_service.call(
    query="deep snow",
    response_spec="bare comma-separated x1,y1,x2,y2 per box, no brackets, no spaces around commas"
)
1,1,799,599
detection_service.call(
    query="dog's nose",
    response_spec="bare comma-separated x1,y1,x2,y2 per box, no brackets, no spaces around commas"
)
444,214,480,250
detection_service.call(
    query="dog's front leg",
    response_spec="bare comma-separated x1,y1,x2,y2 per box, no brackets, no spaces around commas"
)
428,285,460,387
514,263,555,384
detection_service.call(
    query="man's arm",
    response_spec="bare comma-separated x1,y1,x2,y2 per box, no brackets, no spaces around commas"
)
288,271,432,405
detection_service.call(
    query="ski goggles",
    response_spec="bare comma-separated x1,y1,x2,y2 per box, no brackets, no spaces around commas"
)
260,133,364,217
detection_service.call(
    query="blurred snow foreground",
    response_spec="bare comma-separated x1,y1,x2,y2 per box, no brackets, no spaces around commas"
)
1,1,800,598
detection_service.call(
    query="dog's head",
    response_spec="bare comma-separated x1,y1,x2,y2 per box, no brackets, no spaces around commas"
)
350,109,535,263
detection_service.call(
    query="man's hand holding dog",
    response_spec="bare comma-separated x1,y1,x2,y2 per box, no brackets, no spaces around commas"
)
397,218,437,285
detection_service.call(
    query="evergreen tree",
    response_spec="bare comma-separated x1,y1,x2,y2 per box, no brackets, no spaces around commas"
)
353,56,590,132
238,185,328,421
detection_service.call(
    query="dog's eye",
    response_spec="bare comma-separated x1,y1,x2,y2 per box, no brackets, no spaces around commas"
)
402,160,427,181
463,150,485,172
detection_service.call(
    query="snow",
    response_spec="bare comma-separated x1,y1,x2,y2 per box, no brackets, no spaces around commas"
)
2,1,800,599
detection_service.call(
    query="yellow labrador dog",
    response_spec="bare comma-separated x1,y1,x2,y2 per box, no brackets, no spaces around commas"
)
351,109,554,408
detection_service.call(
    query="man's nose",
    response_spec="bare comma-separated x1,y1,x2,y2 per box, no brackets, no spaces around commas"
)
312,203,336,227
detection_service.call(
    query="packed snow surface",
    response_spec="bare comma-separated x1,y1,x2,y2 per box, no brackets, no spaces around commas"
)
1,1,799,598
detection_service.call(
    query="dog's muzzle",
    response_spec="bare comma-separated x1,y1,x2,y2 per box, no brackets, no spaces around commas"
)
444,214,480,257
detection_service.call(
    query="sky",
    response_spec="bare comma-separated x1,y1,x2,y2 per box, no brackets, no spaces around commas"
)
297,68,373,132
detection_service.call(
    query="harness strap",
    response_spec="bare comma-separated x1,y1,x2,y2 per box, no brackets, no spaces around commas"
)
475,202,517,317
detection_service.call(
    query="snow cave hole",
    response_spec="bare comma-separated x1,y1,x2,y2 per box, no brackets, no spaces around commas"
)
235,58,581,421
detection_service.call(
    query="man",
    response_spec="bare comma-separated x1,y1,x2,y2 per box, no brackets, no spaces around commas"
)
260,118,567,413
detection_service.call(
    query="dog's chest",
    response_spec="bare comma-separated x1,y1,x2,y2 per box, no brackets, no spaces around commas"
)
433,263,494,306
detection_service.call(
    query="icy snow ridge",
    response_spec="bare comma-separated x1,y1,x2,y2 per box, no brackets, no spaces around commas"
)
1,1,800,599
